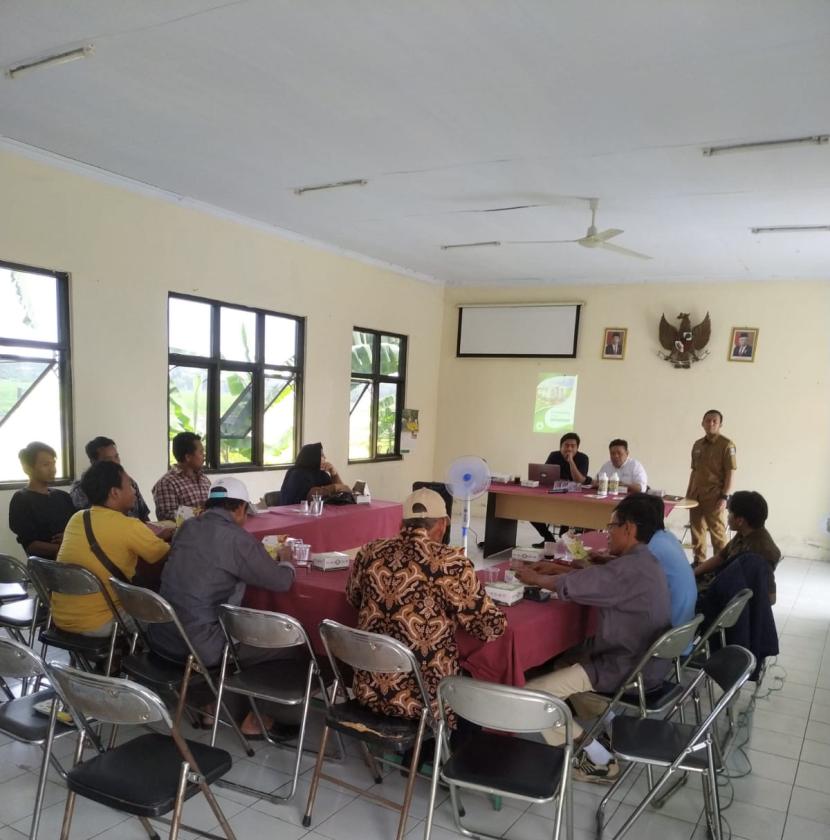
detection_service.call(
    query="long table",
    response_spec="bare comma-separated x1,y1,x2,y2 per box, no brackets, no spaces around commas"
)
244,559,591,688
244,500,403,552
483,483,695,557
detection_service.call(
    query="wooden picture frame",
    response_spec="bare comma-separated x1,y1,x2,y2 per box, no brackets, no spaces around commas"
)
601,328,627,360
728,327,758,362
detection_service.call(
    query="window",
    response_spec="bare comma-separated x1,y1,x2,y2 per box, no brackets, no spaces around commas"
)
0,261,73,484
167,294,304,469
349,328,406,462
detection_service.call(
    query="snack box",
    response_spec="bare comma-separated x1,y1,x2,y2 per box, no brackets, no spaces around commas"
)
484,581,525,607
511,546,544,562
520,480,540,488
311,551,351,571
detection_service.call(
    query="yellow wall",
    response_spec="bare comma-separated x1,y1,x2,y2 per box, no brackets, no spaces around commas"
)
0,148,445,557
435,283,830,552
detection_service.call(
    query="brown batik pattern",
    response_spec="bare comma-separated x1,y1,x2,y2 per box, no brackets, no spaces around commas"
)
346,526,506,721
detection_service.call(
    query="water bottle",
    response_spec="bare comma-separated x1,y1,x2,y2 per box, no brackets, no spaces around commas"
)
597,471,609,498
609,471,620,495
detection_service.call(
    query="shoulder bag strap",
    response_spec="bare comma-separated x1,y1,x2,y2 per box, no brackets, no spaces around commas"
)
82,509,130,583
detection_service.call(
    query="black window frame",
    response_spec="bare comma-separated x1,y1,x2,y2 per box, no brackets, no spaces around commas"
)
349,326,407,464
0,259,73,488
167,292,304,472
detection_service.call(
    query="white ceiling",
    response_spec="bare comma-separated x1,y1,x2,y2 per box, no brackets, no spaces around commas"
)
2,0,830,286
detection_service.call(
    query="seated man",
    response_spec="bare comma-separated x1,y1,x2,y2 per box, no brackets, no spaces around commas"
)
52,460,170,636
148,477,295,736
152,431,211,521
516,494,671,783
346,488,506,722
9,441,76,559
592,439,648,493
694,490,781,603
531,431,590,547
71,435,151,521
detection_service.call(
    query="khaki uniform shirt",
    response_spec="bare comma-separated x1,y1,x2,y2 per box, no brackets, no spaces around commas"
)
688,435,737,502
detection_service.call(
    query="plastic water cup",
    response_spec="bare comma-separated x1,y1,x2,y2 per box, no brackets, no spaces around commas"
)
311,498,324,516
299,500,309,514
292,542,311,571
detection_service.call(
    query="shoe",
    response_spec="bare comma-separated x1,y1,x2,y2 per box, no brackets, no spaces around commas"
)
572,754,620,784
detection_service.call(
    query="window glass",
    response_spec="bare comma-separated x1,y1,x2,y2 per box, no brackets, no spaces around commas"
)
219,370,253,463
263,373,296,465
168,298,211,357
351,330,374,374
265,315,297,367
0,268,58,344
0,361,63,481
168,365,208,441
220,307,257,363
376,382,398,456
349,380,373,460
380,335,402,377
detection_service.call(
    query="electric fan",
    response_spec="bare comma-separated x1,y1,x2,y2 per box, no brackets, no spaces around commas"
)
445,456,491,555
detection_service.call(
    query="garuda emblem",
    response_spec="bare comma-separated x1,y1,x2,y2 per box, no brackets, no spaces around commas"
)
658,312,711,368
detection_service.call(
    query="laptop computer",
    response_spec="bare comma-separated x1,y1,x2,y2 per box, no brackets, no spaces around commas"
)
527,463,561,486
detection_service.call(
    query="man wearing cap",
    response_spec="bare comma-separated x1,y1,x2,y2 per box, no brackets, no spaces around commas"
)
148,476,295,736
346,488,506,722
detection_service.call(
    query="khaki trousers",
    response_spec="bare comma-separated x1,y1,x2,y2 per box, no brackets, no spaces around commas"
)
690,501,728,565
525,663,605,745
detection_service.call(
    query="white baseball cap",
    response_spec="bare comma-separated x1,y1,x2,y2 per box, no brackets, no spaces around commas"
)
402,488,448,520
208,477,259,515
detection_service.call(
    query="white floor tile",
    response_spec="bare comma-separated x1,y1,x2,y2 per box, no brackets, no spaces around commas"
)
783,814,830,840
365,770,448,820
314,796,421,840
253,776,358,830
809,703,830,724
746,725,804,759
0,770,66,826
794,761,830,794
602,803,697,840
752,709,807,738
805,719,830,745
705,800,786,840
432,790,525,837
736,748,797,784
216,804,308,838
216,756,292,805
756,694,812,718
789,785,830,825
799,739,830,768
0,828,27,840
727,772,793,812
12,797,127,839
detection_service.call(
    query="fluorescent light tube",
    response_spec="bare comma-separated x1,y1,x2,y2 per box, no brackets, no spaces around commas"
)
6,46,93,79
750,225,830,234
294,179,367,195
703,135,828,156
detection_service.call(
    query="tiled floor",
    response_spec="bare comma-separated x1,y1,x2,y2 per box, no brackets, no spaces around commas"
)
1,520,829,840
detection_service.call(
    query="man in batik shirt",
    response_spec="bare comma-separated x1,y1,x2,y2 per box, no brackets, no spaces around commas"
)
346,488,506,720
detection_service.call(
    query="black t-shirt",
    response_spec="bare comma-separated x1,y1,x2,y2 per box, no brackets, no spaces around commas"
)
544,451,590,482
8,488,77,551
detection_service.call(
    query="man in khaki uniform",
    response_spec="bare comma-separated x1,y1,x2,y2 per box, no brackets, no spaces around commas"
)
686,409,736,566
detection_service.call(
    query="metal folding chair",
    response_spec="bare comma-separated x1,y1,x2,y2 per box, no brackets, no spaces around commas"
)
28,557,128,677
302,619,437,840
0,555,48,680
212,604,335,802
425,676,574,840
578,615,704,750
0,638,76,839
108,578,255,758
45,661,238,840
596,645,755,840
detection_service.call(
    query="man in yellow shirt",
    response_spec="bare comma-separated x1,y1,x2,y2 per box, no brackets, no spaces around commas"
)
53,461,170,635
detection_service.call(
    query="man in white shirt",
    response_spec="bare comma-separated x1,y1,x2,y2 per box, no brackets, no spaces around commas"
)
594,439,648,492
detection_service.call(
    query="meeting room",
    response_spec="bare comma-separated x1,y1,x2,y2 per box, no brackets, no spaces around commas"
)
1,4,829,840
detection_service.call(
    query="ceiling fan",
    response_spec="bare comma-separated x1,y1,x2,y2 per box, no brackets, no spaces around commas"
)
441,198,653,260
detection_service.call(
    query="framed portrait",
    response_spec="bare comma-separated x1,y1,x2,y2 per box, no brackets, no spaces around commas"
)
601,327,627,360
728,327,758,362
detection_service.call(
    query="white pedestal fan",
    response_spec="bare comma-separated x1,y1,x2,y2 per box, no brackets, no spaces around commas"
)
445,456,491,555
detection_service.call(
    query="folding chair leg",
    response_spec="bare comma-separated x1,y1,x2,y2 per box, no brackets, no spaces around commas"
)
608,766,678,840
303,724,332,827
706,741,723,840
397,713,428,840
30,698,61,840
168,761,190,840
597,760,636,839
59,730,88,840
137,817,160,839
360,741,384,784
423,723,445,840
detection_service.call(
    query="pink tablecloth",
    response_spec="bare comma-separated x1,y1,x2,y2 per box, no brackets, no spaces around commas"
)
244,500,403,553
244,561,592,688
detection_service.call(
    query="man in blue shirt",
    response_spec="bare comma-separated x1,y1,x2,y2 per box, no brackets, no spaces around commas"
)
641,494,697,631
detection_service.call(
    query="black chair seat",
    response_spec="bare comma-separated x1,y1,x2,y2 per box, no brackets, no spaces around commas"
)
0,598,47,628
0,688,74,742
442,732,565,800
66,733,232,818
122,651,193,692
326,699,422,746
224,659,310,704
0,583,27,602
611,717,707,770
40,627,114,657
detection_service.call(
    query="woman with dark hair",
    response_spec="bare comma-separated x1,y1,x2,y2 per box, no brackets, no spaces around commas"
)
278,443,350,506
